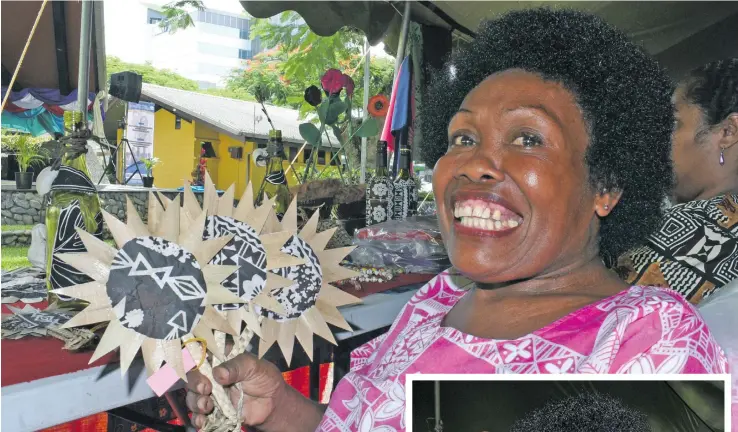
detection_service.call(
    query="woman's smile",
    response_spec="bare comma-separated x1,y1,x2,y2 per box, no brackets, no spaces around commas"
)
451,191,523,237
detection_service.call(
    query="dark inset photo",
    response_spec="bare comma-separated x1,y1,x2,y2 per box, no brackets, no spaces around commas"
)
409,377,729,432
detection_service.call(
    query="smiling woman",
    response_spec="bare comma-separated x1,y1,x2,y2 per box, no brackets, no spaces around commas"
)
183,9,729,432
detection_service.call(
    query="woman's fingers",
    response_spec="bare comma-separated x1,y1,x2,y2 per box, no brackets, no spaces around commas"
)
186,368,212,395
186,390,214,415
212,352,264,386
192,413,206,429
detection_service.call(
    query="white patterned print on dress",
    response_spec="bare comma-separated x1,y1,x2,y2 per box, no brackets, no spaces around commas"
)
259,235,323,321
204,216,267,311
316,272,728,431
107,236,207,340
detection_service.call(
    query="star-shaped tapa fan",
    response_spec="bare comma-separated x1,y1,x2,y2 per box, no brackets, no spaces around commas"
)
255,198,362,365
52,193,251,380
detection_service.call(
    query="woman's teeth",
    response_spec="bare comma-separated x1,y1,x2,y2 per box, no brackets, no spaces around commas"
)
453,202,521,231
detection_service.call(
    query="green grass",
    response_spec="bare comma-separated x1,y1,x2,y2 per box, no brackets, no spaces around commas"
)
1,240,116,271
1,246,31,271
1,224,33,232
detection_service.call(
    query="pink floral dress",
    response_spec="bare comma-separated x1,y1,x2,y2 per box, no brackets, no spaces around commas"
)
317,271,729,432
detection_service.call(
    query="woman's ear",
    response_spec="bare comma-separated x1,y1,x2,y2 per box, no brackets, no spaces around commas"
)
718,113,738,149
594,187,623,217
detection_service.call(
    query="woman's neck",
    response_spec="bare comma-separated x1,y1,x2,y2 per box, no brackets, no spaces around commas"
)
473,255,626,300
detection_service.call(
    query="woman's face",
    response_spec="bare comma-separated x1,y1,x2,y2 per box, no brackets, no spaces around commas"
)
671,86,715,203
433,69,606,283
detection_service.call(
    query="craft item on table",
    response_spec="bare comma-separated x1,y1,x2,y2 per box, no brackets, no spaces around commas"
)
46,119,104,308
2,304,72,339
350,215,450,274
1,304,97,350
1,267,47,304
344,265,400,284
254,198,362,367
49,193,246,382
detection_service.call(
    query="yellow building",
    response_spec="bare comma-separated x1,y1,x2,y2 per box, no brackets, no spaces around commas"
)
137,83,339,198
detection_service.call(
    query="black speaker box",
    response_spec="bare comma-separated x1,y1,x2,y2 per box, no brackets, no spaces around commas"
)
109,71,142,103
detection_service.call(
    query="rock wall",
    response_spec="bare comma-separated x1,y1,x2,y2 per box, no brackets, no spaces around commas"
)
1,229,32,247
1,187,204,229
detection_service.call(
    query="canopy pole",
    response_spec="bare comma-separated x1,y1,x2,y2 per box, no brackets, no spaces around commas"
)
394,1,412,79
361,39,371,183
434,380,441,430
76,0,93,130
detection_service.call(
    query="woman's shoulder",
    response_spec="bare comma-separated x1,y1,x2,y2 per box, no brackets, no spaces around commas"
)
661,194,738,227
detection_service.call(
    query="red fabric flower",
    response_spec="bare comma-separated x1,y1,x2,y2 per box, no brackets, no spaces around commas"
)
368,94,389,117
342,74,355,97
321,69,344,95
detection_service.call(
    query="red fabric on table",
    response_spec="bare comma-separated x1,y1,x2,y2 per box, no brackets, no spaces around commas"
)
1,336,117,387
335,273,434,298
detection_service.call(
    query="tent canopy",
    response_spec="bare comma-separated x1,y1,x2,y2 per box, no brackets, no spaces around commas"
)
241,1,738,77
1,1,106,94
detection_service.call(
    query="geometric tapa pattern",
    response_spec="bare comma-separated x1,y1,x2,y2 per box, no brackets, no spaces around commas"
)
181,172,305,346
107,236,207,340
621,194,738,303
255,197,362,366
205,215,267,313
51,193,245,381
315,271,728,432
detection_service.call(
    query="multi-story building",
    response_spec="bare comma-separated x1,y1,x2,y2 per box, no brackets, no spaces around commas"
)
105,0,265,89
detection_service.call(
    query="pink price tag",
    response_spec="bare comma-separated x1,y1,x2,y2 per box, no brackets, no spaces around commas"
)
147,348,197,396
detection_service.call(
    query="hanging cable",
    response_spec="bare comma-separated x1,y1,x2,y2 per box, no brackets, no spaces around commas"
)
1,0,50,114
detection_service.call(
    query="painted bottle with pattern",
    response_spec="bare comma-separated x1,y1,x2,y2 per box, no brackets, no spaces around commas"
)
366,140,393,226
257,129,291,219
392,142,417,220
46,110,103,309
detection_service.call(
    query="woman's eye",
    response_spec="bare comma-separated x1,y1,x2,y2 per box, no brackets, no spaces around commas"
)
512,132,543,147
450,135,476,147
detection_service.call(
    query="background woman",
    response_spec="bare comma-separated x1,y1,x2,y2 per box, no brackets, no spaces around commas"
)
620,58,738,303
185,9,728,432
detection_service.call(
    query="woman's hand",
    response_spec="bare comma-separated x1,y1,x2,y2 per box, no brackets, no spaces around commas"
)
185,353,325,432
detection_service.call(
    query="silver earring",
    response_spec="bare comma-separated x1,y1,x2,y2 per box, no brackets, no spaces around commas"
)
603,204,610,211
720,148,725,166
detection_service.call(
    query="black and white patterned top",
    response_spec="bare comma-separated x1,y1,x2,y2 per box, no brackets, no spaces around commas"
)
620,194,738,303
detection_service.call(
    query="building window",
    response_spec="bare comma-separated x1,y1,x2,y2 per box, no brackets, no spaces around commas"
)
175,116,182,129
317,150,326,165
238,49,252,60
303,148,312,163
257,142,267,149
288,147,298,162
330,153,338,165
147,8,164,25
239,28,250,40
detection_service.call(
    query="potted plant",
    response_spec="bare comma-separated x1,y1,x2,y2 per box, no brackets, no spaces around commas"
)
5,133,47,189
141,156,160,188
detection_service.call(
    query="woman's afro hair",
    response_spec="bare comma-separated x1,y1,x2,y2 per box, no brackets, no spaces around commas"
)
420,8,675,264
509,392,652,432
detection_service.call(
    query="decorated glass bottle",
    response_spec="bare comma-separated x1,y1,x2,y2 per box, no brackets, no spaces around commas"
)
46,110,103,308
392,142,417,220
257,129,291,219
366,140,394,225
